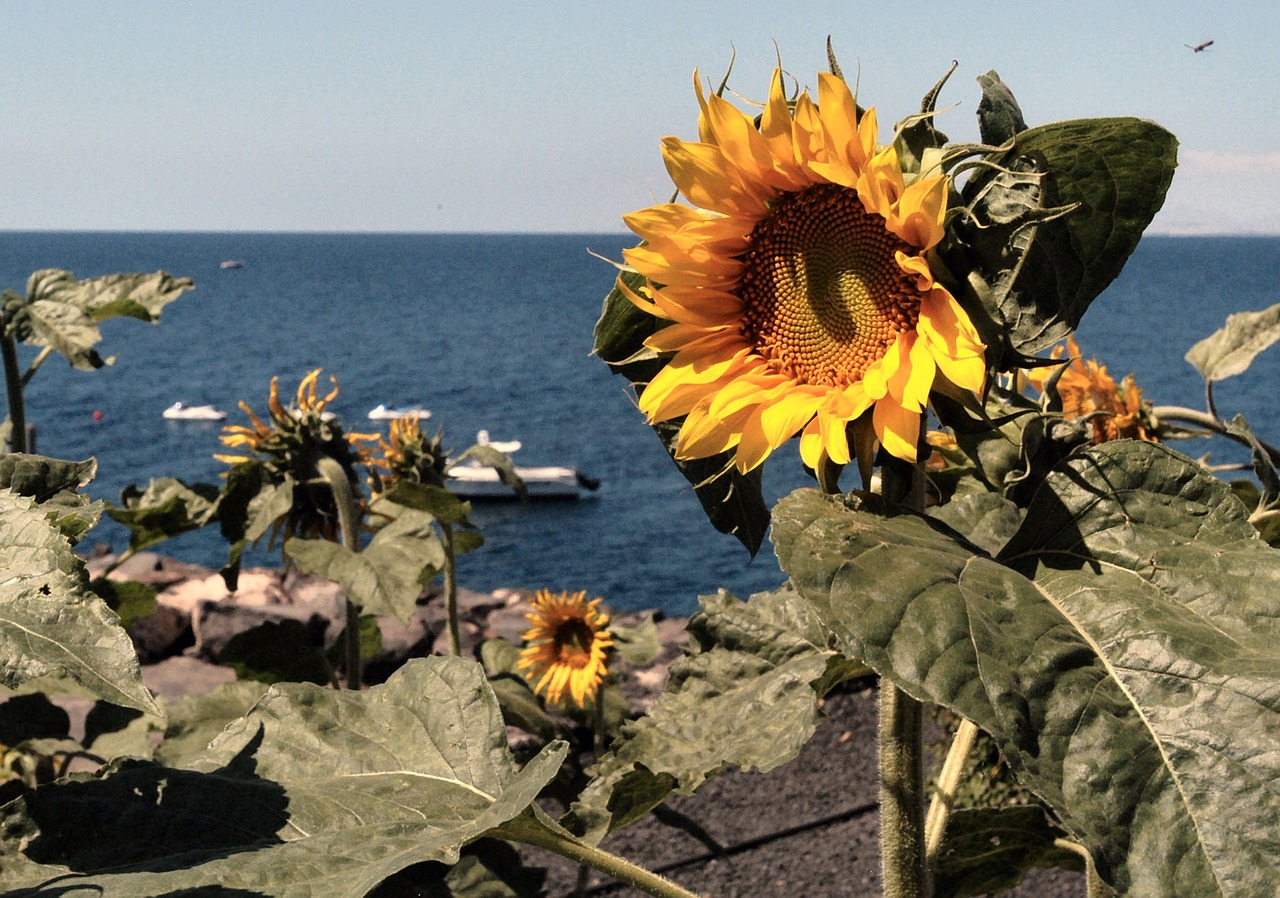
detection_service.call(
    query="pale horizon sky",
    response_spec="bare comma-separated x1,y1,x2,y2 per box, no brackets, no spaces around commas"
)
2,2,1275,235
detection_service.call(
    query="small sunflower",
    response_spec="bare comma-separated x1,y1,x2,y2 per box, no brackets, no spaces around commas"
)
517,589,614,708
1031,336,1155,444
620,67,986,472
369,412,449,495
216,369,379,543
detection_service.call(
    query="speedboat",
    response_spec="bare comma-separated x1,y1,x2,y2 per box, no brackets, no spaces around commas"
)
367,404,432,421
163,402,226,421
476,429,522,454
219,259,244,269
447,463,599,501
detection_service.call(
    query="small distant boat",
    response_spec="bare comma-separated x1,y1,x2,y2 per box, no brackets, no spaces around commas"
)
219,259,245,269
476,429,522,454
447,463,599,501
163,402,226,421
367,404,432,421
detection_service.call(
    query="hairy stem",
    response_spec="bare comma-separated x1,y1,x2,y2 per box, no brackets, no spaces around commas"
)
441,521,461,656
315,456,363,688
2,327,27,453
1153,404,1280,466
880,683,930,898
924,717,980,863
503,819,700,898
878,435,932,898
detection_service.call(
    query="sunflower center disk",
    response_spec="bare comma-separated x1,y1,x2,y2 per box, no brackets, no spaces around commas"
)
554,619,597,668
739,183,924,387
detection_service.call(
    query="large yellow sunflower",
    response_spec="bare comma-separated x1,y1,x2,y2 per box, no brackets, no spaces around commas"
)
517,589,614,708
620,68,987,471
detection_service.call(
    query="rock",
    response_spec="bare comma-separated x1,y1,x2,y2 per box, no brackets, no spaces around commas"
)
364,607,441,685
90,552,214,590
130,602,194,663
192,599,333,662
141,656,237,706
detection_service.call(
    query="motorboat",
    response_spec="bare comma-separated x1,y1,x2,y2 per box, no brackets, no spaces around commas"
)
367,404,432,421
447,462,599,501
476,429,522,454
163,402,226,421
219,259,244,269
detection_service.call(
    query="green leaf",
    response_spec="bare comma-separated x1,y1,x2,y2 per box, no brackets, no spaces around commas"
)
0,453,104,543
107,477,220,553
0,657,568,897
610,613,660,666
593,268,770,555
286,507,444,623
153,680,271,767
774,441,1280,896
478,638,563,742
934,806,1082,898
954,117,1177,360
1185,301,1280,382
567,586,864,842
0,489,160,717
975,69,1028,145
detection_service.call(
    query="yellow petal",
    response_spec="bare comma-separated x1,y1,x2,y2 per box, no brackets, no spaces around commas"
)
644,322,737,354
894,174,948,249
758,390,824,447
623,242,739,288
661,138,770,217
873,399,921,462
799,418,824,469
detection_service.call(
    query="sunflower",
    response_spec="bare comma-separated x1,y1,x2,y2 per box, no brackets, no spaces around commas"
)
217,369,379,543
619,68,986,472
1031,336,1154,444
369,412,449,495
517,589,614,708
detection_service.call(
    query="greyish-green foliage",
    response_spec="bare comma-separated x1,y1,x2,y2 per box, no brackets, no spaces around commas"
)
1185,300,1280,383
0,657,569,897
773,441,1280,896
0,467,157,717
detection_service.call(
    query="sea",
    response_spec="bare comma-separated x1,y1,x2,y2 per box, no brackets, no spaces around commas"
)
1,232,1278,617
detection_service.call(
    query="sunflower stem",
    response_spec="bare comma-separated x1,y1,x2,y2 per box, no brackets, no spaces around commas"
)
877,439,932,898
1,324,28,453
315,455,363,689
441,521,462,656
499,817,700,898
924,717,980,863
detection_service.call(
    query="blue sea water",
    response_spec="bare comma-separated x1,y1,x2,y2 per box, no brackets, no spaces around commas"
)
1,232,1278,616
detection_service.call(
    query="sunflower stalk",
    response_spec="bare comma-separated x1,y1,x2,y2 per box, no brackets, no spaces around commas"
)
498,815,701,898
1,321,28,452
441,521,462,656
878,443,932,898
923,717,980,863
315,455,364,688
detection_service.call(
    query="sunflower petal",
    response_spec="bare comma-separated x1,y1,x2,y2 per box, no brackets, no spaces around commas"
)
661,138,770,216
873,399,921,462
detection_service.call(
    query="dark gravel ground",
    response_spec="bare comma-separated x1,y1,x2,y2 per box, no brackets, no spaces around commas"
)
525,681,1085,898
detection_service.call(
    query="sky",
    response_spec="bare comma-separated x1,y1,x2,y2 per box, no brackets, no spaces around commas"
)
2,1,1275,235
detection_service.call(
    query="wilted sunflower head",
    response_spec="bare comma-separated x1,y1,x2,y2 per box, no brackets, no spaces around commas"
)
517,589,614,708
216,369,379,542
1031,336,1155,444
620,67,987,473
369,412,450,495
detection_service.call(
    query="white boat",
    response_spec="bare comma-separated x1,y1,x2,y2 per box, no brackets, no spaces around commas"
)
163,402,226,421
367,404,432,421
219,259,244,269
476,429,522,454
447,462,599,501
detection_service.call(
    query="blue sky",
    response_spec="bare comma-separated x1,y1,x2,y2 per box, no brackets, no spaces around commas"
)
2,1,1274,234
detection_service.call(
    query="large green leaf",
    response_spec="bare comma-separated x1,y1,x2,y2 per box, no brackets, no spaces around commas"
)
566,586,864,842
774,441,1280,896
953,117,1177,360
0,488,159,717
593,268,770,555
10,269,193,370
1185,301,1280,383
107,476,220,552
0,453,104,543
286,506,445,623
0,656,568,897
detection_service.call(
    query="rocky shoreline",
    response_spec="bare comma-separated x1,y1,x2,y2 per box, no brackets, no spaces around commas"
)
86,550,689,710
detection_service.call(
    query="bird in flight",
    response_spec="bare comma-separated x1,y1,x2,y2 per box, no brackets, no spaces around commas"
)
1185,39,1214,52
